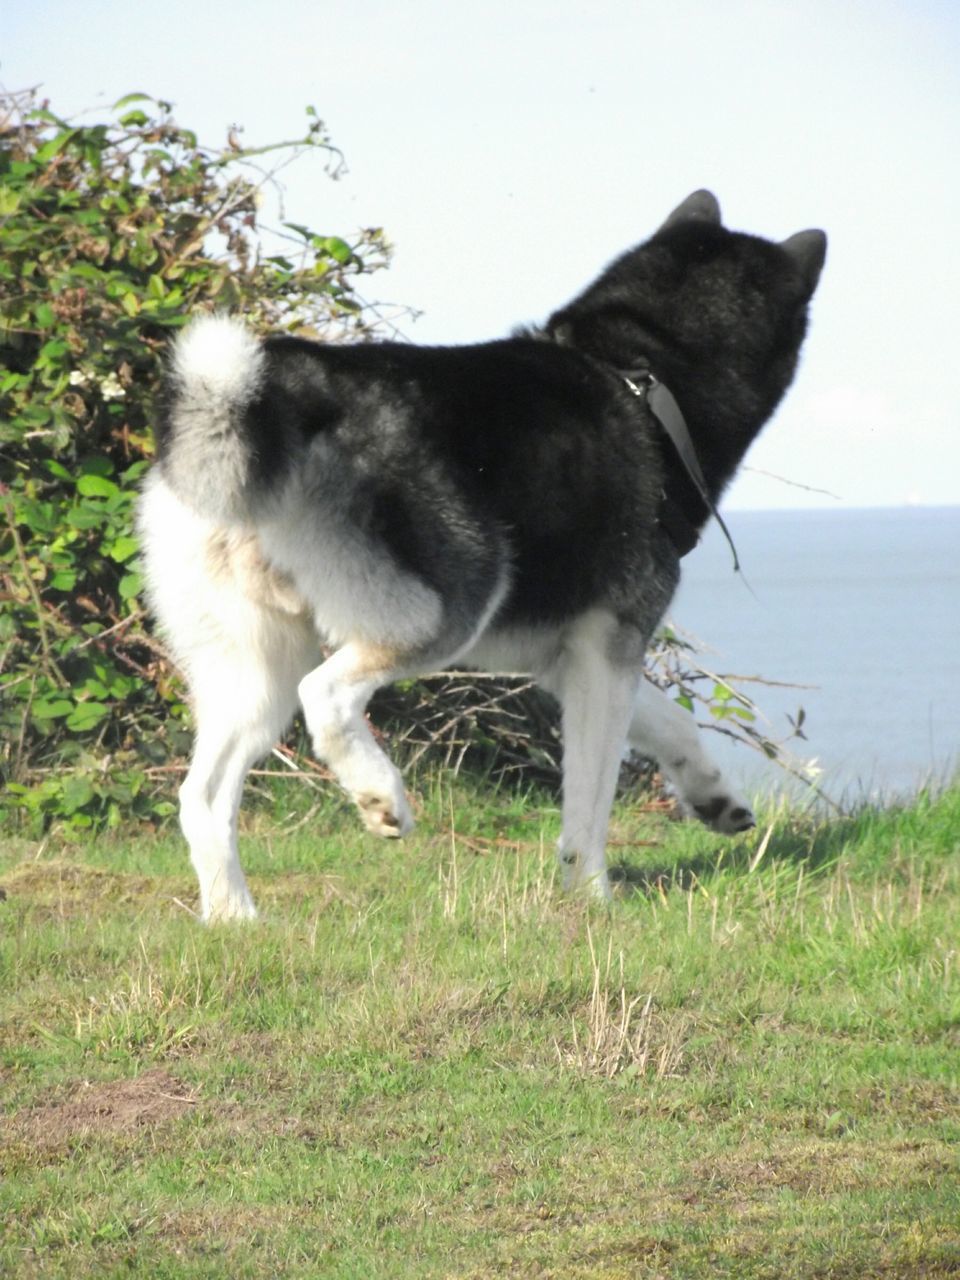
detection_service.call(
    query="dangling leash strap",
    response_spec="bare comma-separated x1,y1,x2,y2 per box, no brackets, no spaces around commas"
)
622,370,742,573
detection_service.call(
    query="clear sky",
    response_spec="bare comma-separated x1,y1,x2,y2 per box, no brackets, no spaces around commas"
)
3,0,959,510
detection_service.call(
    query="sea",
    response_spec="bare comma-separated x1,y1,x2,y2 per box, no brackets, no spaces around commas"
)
666,505,960,807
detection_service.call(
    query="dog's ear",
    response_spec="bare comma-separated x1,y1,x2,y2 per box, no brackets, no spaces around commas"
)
780,229,827,297
660,190,721,231
548,317,575,346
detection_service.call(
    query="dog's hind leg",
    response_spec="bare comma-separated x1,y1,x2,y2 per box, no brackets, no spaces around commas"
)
296,547,511,840
179,624,315,921
298,643,416,840
628,679,755,833
180,707,273,923
549,612,643,899
140,477,321,920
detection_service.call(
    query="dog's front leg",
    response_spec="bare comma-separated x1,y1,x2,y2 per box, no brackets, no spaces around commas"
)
553,615,642,899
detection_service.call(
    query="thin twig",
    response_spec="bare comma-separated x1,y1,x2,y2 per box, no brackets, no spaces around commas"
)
741,466,842,500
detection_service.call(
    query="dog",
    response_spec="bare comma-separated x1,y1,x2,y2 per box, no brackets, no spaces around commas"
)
138,190,825,921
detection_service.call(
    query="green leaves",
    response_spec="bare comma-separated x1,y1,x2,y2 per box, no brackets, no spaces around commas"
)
118,572,143,601
65,701,110,732
707,681,756,723
107,536,139,563
112,92,154,109
32,695,108,731
319,235,354,265
33,301,56,329
283,224,360,268
34,127,78,164
32,698,75,720
77,474,120,499
0,85,392,834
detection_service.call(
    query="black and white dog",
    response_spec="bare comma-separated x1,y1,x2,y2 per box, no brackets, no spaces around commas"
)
139,191,825,920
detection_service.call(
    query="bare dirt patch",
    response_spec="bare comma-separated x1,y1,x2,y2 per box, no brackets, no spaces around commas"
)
2,1068,197,1153
0,858,160,916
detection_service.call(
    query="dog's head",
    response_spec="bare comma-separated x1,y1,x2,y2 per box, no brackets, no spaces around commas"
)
546,191,826,438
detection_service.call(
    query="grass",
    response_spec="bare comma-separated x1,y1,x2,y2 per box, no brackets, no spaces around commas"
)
1,774,958,1277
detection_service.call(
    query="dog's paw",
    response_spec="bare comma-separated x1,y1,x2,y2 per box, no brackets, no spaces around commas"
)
690,793,755,834
558,847,614,901
202,884,258,924
355,789,414,838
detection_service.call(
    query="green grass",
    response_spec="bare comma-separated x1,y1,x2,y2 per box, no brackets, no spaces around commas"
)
1,777,958,1278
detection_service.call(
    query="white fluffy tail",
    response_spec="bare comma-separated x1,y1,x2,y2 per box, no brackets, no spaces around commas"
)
172,315,263,404
159,316,266,522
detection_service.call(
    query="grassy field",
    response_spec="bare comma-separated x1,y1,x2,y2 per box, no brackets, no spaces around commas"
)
1,774,958,1278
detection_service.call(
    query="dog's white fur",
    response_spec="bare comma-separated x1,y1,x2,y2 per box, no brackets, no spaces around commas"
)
141,468,753,920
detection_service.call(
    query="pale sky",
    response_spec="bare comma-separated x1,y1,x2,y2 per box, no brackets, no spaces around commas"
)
4,0,959,510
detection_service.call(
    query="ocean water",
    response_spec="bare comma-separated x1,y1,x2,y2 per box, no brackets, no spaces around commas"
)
668,506,960,805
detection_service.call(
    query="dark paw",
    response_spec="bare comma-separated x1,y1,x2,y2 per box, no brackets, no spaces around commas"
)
693,797,755,834
693,797,726,823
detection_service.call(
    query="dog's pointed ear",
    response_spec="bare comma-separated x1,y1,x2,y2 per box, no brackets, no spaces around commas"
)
660,190,721,230
550,317,574,346
781,229,827,297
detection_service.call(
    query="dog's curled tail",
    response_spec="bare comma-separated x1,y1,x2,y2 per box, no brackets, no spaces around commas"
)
158,315,266,523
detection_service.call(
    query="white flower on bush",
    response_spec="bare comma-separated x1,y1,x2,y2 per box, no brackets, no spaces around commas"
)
68,368,126,400
99,372,126,400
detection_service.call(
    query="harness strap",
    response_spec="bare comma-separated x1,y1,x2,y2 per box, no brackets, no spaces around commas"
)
622,371,741,572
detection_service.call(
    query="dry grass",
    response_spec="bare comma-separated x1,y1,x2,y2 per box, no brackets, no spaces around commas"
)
557,925,690,1079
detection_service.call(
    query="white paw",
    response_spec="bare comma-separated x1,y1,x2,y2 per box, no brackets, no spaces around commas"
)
355,788,414,838
558,849,613,901
202,883,258,924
